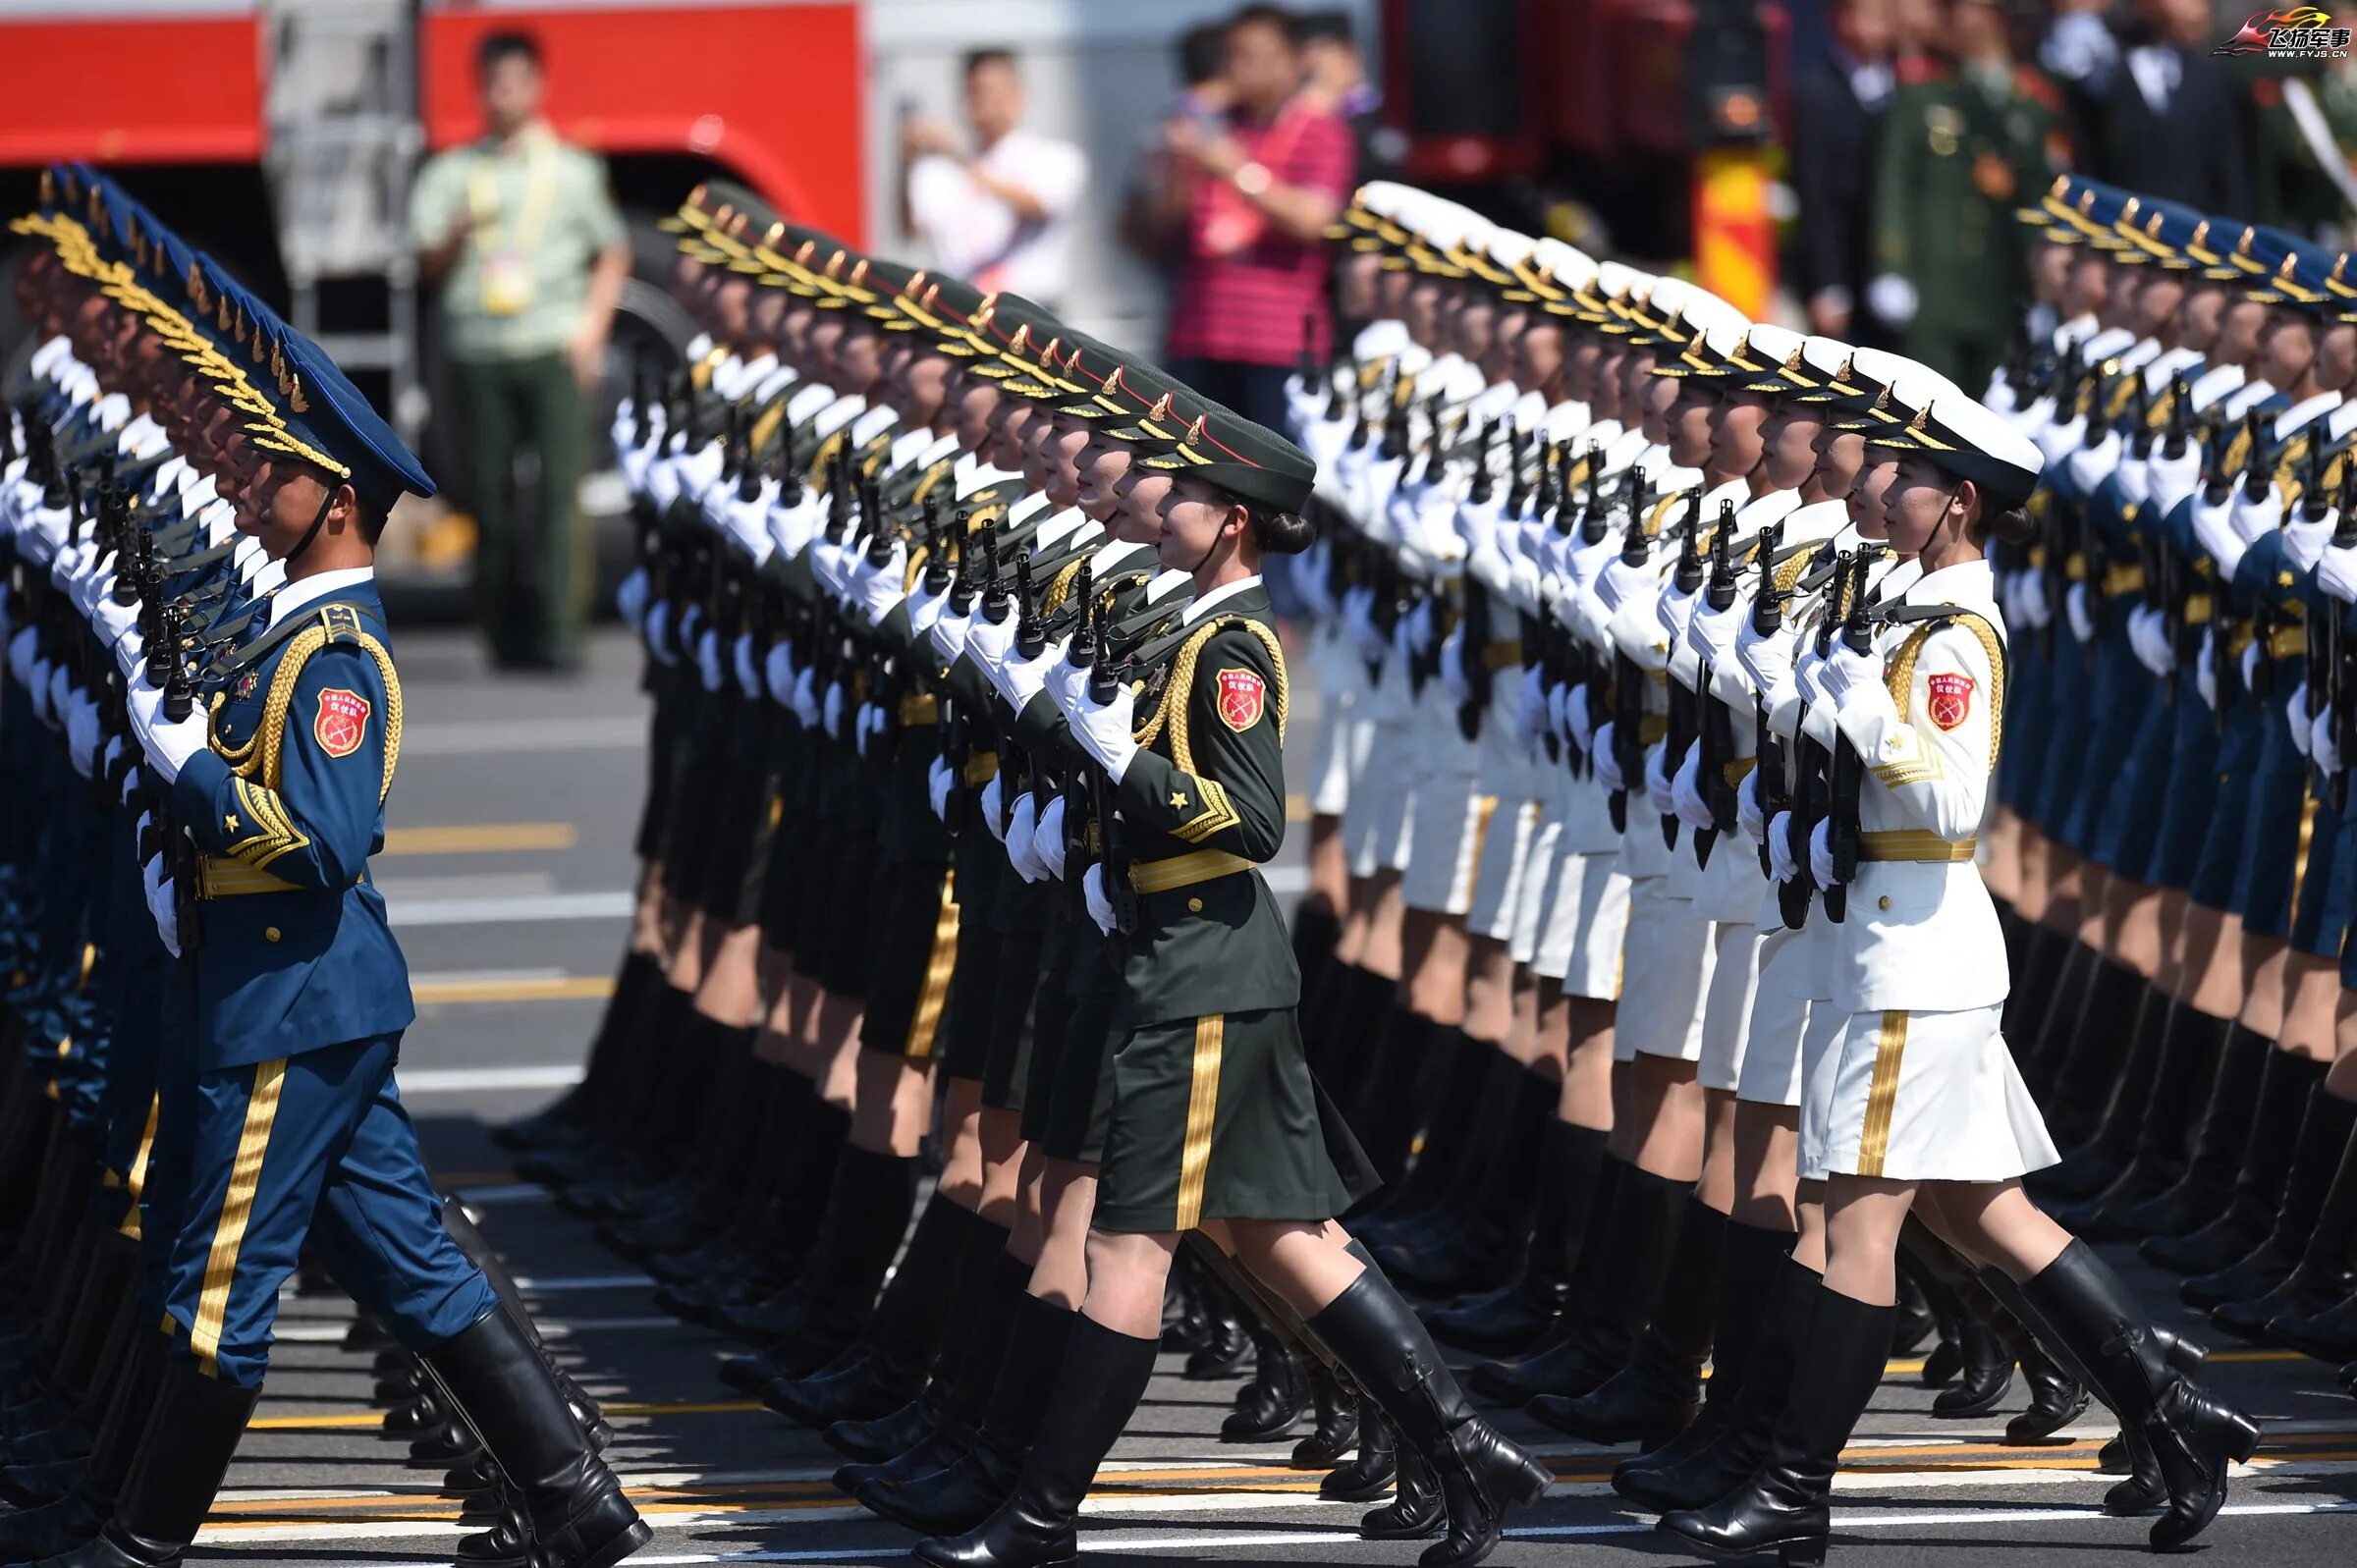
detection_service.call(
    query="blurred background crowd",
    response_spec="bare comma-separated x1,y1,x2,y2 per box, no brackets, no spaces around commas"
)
1,0,2352,663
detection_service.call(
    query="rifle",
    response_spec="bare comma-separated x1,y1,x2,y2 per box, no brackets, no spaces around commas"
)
1752,522,1793,880
919,494,953,595
1577,448,1608,545
1661,489,1706,849
1466,418,1499,508
1781,547,1857,930
1086,598,1141,937
940,513,983,833
1348,363,1387,452
998,548,1039,835
2128,375,2155,460
2240,409,2273,502
1824,555,1875,924
1380,373,1411,462
1607,484,1650,835
1501,424,1530,516
2330,460,2357,810
1694,502,1743,868
630,346,655,451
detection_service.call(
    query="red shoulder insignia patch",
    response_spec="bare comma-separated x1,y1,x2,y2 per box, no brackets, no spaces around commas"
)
1215,667,1265,732
314,688,370,758
1926,672,1974,731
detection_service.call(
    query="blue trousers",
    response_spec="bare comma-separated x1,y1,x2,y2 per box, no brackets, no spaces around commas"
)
159,1034,496,1387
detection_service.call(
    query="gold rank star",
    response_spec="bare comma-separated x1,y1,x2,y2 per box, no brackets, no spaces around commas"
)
1170,790,1188,809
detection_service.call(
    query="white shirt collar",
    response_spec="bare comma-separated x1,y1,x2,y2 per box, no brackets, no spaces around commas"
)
267,566,376,629
1183,573,1263,624
957,460,1025,498
2275,391,2342,440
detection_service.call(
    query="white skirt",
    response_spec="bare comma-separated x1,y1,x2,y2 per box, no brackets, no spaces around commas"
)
1403,773,1492,916
1343,730,1417,880
1801,1006,2059,1183
1734,924,1814,1108
1697,920,1762,1093
1614,879,1715,1063
1466,796,1543,944
1507,793,1564,965
1531,848,1630,999
1308,703,1373,819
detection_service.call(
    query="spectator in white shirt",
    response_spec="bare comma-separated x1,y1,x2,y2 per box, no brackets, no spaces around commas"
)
901,49,1088,309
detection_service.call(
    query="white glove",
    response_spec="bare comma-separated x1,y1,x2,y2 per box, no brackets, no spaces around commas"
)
733,632,761,700
1035,794,1069,881
696,627,724,692
1866,273,1918,329
1737,618,1799,706
856,701,889,758
1438,630,1469,705
1595,552,1656,613
1809,817,1841,890
768,488,826,560
966,608,1018,685
929,755,954,822
906,578,952,640
2065,429,2123,495
1000,639,1065,712
2285,512,2336,573
65,690,98,778
1644,740,1676,816
1082,862,1117,937
2013,569,2052,631
643,601,676,665
765,642,795,706
2322,542,2357,605
852,541,910,622
1514,665,1548,741
2231,484,2284,546
2064,582,2095,644
672,439,726,504
791,666,822,729
2241,637,2262,693
1816,641,1882,705
2313,708,2342,776
616,565,650,633
931,607,976,664
822,677,847,738
1006,790,1046,882
2197,628,2219,711
1062,679,1140,784
2128,605,2176,678
1736,767,1765,843
980,775,1009,842
134,694,208,784
1671,746,1714,832
2290,684,2314,757
2146,445,2204,516
2191,493,2246,579
2036,412,2088,468
1592,721,1625,792
141,853,181,959
1768,810,1798,883
1566,683,1597,752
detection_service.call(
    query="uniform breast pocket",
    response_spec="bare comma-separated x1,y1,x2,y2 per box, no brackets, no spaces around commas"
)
1861,870,1945,925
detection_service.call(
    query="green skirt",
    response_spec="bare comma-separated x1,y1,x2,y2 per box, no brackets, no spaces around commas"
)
859,861,959,1058
1093,1006,1377,1234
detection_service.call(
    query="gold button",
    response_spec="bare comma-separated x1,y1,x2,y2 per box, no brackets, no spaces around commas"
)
1186,897,1204,913
264,927,282,943
1877,896,1891,912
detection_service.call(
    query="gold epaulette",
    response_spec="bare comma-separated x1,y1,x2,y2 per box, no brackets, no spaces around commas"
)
1133,616,1290,772
242,605,403,803
1883,611,2005,769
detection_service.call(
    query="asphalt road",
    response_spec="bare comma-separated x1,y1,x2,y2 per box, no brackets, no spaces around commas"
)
197,623,2357,1567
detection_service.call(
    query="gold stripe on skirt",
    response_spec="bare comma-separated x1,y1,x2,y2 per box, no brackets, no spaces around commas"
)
192,1058,289,1373
904,870,961,1059
1176,1015,1226,1230
1857,1012,1909,1178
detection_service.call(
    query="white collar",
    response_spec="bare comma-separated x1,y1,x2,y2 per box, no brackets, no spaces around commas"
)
1183,573,1263,624
850,403,900,446
267,566,376,629
2275,391,2342,439
957,460,1025,498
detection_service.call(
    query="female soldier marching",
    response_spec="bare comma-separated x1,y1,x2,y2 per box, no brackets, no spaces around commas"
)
1660,389,2260,1564
915,403,1551,1568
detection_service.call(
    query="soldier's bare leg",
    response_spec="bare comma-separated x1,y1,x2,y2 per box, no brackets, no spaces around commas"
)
1030,1160,1100,1308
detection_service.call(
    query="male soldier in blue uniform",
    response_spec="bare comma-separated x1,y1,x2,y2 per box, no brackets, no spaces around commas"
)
20,257,650,1568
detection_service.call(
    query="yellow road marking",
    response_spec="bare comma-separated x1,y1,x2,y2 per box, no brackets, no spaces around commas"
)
381,823,577,856
247,1398,763,1432
410,975,617,1005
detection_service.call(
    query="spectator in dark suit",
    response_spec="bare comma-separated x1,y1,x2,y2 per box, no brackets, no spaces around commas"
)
2069,0,2251,217
1791,0,1898,340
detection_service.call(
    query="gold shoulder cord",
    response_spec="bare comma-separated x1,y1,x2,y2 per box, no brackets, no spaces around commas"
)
1134,617,1290,774
242,615,405,804
206,689,261,769
1883,612,2006,770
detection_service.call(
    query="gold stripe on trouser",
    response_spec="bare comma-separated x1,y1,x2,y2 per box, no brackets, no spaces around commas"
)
1470,794,1501,863
2285,785,2322,924
119,1094,164,1239
191,1058,289,1375
1857,1012,1909,1179
904,870,960,1059
1175,1016,1226,1231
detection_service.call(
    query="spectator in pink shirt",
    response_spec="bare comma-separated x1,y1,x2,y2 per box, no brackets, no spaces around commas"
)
1138,5,1356,435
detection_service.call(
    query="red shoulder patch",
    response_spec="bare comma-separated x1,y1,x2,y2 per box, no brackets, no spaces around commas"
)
1926,672,1974,731
1215,667,1266,732
313,688,371,758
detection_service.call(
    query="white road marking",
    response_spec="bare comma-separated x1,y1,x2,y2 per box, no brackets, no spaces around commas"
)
509,1272,654,1293
388,891,635,927
217,1495,2357,1559
440,1182,549,1205
399,1064,585,1093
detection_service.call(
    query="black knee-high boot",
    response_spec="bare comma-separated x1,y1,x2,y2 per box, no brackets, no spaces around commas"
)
2071,1007,2233,1237
37,1359,258,1568
2019,1240,2260,1549
1384,1060,1556,1294
2116,1022,2273,1241
2039,958,2149,1150
2146,1050,2327,1274
2252,1107,2357,1356
1309,1268,1552,1568
1358,1032,1510,1244
831,1242,1029,1492
1658,1286,1891,1566
910,1316,1159,1568
1525,1195,1727,1446
1429,1119,1607,1353
2189,1084,2357,1316
2032,988,2173,1201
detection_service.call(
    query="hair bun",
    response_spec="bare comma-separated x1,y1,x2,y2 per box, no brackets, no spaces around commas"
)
1250,509,1317,556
